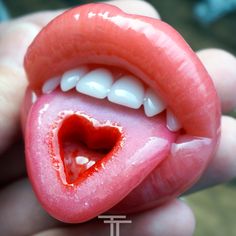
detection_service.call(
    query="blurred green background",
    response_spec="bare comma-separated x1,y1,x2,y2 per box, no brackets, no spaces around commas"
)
3,0,236,235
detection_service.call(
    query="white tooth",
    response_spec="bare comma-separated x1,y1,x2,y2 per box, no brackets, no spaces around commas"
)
166,109,182,131
60,66,89,92
107,75,144,109
42,76,60,94
31,92,37,103
86,160,96,169
75,156,89,165
76,68,114,99
144,88,166,117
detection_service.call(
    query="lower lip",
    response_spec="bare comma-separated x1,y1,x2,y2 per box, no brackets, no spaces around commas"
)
25,90,176,222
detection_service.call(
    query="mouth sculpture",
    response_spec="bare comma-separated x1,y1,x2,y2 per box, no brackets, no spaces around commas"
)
22,3,220,223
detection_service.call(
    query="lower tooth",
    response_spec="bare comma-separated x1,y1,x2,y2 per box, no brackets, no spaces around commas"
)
166,109,182,132
75,156,89,165
86,160,96,169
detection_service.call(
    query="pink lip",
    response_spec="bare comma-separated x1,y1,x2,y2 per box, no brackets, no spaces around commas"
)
22,3,220,223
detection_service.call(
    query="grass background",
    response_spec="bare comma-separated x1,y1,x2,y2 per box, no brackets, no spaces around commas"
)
3,0,236,235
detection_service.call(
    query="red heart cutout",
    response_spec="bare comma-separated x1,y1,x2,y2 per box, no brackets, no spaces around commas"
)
58,114,122,184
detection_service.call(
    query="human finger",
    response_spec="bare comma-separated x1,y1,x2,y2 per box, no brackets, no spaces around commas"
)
197,48,236,113
188,115,236,193
0,178,194,236
106,0,161,18
0,179,61,236
0,141,26,186
36,200,194,236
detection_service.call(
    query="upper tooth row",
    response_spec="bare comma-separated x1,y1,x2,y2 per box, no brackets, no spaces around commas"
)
42,66,181,131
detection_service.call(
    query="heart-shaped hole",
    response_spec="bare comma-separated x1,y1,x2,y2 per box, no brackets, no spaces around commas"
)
58,114,122,184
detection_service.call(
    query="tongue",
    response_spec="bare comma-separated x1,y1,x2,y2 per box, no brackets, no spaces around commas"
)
25,90,177,223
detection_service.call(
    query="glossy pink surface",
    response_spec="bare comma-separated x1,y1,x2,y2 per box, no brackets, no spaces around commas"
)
23,3,221,222
26,91,175,222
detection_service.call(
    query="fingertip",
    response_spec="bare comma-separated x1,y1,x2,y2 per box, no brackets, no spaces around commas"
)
107,0,161,19
0,21,41,154
152,199,196,236
129,199,195,236
35,200,196,236
0,179,60,236
197,48,236,113
215,116,236,181
189,115,236,192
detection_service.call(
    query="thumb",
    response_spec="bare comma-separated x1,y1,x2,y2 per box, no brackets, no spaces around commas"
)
0,10,61,154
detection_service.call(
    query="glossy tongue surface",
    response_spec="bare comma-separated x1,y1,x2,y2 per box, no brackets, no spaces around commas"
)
25,90,177,223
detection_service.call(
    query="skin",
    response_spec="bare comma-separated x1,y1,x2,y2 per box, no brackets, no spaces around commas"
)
0,0,236,235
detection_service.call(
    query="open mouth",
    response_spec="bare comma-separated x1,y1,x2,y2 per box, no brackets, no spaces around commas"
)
23,3,220,223
40,65,181,186
42,65,182,130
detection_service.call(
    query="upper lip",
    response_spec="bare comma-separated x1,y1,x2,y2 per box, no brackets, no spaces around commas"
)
24,3,220,138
